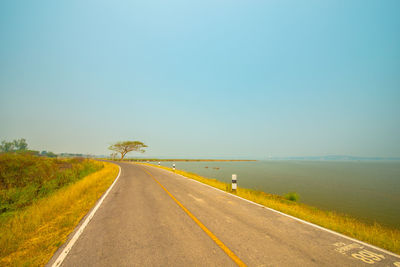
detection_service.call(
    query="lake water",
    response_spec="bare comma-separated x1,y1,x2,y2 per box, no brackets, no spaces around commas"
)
155,161,400,228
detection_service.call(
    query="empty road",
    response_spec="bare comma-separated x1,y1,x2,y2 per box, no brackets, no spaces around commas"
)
48,161,400,266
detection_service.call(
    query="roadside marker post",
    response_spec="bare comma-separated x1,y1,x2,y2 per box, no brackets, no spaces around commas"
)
172,163,176,171
232,174,237,193
158,161,161,166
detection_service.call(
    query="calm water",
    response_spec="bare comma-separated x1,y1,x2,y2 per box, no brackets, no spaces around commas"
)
155,161,400,228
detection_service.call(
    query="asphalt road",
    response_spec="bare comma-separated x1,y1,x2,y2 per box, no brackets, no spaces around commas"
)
48,162,400,266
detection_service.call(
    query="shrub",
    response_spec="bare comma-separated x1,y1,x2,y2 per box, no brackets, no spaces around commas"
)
0,153,103,215
284,192,300,202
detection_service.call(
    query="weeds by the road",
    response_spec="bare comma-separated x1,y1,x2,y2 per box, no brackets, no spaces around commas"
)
284,192,300,202
0,153,103,216
0,161,119,266
143,163,400,255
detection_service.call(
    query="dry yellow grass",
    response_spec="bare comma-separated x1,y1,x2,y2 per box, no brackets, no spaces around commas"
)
0,161,119,266
142,163,400,255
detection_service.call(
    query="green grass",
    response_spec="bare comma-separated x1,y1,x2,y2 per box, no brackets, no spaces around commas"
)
141,163,400,255
0,161,119,266
0,153,103,218
284,192,300,202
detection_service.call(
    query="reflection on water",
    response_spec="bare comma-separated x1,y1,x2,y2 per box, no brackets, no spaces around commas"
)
156,160,400,228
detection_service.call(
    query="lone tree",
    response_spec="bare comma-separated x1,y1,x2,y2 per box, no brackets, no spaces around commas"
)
108,141,147,160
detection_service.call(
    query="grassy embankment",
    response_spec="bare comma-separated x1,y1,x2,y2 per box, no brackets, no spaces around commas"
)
0,153,119,266
143,163,400,255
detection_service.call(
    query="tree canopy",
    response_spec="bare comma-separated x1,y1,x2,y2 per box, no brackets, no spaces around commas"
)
108,141,147,160
0,138,28,152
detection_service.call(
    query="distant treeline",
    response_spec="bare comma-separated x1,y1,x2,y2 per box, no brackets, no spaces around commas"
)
0,138,99,159
59,153,97,158
0,138,58,158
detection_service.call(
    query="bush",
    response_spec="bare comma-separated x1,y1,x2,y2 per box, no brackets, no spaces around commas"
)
284,192,300,202
0,153,103,214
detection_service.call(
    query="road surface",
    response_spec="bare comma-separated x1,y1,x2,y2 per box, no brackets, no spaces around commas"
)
47,161,400,266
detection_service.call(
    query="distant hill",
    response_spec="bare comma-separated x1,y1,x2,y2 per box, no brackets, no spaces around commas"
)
267,155,400,161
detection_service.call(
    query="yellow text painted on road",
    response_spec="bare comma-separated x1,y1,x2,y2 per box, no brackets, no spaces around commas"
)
139,166,247,267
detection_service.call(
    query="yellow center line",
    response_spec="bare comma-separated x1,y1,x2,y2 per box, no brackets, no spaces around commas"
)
138,165,247,267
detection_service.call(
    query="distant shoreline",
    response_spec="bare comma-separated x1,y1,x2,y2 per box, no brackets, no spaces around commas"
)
125,159,257,162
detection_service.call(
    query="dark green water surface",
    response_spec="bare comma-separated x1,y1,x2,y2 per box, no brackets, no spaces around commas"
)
156,161,400,228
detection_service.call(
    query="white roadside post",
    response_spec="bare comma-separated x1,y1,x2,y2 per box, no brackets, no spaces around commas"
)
232,174,237,193
158,161,161,166
172,163,176,171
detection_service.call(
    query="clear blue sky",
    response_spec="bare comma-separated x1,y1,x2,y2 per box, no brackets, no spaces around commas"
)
1,0,399,159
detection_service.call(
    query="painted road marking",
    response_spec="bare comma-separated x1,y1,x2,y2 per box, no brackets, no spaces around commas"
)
333,242,400,265
352,249,385,264
139,166,246,267
51,165,122,267
187,193,205,203
144,164,400,260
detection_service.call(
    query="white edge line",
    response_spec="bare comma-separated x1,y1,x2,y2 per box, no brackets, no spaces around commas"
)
51,165,122,267
141,164,400,259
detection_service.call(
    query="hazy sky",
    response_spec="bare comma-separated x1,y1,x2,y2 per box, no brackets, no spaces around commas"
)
1,0,399,159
